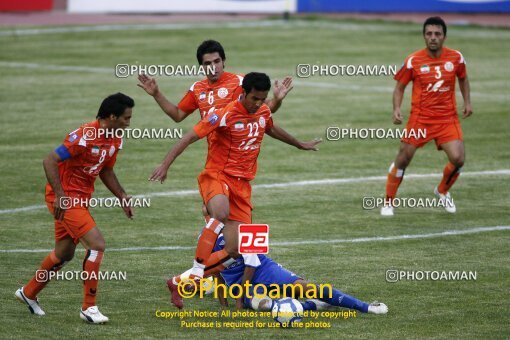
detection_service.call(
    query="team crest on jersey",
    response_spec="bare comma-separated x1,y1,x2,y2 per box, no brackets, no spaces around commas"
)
109,145,116,157
218,87,228,99
444,61,454,72
199,91,206,101
234,121,244,130
91,146,100,155
208,113,219,125
420,65,430,74
259,117,266,128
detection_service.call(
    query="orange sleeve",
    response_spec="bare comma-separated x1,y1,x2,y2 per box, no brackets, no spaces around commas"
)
193,110,225,139
456,62,467,80
177,90,198,114
394,57,413,85
60,129,86,158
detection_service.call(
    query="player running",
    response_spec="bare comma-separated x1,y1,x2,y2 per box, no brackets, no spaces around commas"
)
381,17,473,216
210,233,388,315
15,93,135,324
149,72,321,308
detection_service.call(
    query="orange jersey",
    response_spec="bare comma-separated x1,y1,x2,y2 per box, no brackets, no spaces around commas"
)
45,120,123,201
394,47,467,124
193,100,274,181
177,71,244,119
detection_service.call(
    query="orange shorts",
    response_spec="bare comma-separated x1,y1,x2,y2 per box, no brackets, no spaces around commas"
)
402,119,463,150
46,201,96,244
197,170,252,224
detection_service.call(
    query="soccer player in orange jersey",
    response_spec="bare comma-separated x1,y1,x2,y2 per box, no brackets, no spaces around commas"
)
149,72,321,308
137,40,293,123
381,17,473,216
15,93,135,323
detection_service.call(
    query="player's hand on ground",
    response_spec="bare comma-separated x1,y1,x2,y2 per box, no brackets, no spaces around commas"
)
120,194,134,219
392,109,403,124
273,76,294,101
463,104,473,119
137,73,159,96
53,195,67,221
149,164,169,183
299,137,322,151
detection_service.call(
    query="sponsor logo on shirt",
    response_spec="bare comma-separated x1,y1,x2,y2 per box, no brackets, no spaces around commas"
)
109,145,116,157
259,117,266,128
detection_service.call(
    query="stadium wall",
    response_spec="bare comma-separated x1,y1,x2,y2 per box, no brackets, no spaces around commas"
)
297,0,510,13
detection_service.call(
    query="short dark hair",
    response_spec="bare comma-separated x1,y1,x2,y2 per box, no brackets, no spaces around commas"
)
96,93,134,119
423,16,447,36
242,72,271,95
196,40,226,65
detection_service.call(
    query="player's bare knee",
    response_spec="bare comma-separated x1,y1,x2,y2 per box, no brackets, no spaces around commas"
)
225,245,239,258
210,210,229,223
450,155,464,168
90,239,106,252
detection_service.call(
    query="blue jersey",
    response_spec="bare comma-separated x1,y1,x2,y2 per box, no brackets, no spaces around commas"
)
213,234,299,288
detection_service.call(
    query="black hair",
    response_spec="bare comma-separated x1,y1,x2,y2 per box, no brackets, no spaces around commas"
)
423,16,447,36
196,40,226,65
242,72,271,95
96,92,134,119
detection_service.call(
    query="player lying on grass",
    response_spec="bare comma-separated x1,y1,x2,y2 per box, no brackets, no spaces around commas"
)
209,234,388,315
138,40,294,286
148,72,321,308
15,93,135,324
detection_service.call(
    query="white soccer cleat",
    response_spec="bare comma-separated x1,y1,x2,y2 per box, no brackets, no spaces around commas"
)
80,306,109,324
368,301,388,315
15,287,45,316
380,204,394,216
305,299,333,310
434,187,456,213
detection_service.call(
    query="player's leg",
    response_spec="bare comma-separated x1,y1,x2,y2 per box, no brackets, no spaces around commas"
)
382,142,418,216
16,236,75,316
79,227,108,323
202,219,241,277
294,279,387,314
435,139,464,213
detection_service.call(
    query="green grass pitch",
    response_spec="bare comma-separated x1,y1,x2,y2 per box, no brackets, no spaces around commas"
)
1,18,509,338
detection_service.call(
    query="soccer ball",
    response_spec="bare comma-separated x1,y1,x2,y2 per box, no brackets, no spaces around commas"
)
271,298,304,326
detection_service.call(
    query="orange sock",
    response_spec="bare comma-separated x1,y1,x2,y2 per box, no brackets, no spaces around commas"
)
438,162,462,194
385,162,405,203
203,249,235,277
24,250,66,299
195,218,224,264
82,250,104,310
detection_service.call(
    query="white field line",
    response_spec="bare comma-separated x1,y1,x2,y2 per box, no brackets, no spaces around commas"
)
1,169,509,215
1,225,508,254
0,61,504,99
0,20,507,38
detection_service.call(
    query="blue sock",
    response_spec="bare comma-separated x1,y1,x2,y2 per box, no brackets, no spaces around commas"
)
319,286,369,313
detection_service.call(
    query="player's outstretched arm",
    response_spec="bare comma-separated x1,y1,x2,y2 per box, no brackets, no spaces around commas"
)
266,125,321,151
99,167,133,219
266,76,293,113
214,275,229,308
458,76,473,118
137,74,188,122
43,151,67,221
392,81,407,124
149,130,200,183
236,266,256,310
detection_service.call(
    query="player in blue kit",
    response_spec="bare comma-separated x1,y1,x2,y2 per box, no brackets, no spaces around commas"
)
210,234,388,314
